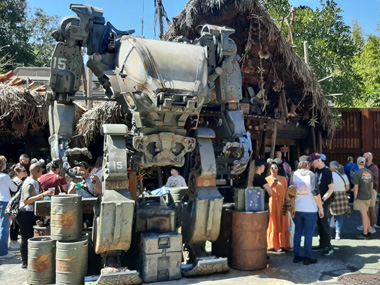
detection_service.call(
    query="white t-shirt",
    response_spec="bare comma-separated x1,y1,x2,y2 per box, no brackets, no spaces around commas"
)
332,172,349,192
0,173,18,202
293,169,318,213
166,175,187,187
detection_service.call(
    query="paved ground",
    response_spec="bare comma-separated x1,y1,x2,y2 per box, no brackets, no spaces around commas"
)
1,206,380,284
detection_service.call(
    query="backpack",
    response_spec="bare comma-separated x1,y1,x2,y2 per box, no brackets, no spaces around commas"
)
347,164,356,188
4,190,24,220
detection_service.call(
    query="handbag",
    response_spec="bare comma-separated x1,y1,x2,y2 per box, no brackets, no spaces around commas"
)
4,190,25,220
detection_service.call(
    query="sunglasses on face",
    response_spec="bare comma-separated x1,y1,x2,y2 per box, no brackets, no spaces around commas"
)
17,170,26,173
271,167,278,170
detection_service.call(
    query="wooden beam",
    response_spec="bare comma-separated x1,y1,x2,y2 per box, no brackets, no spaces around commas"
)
270,122,278,158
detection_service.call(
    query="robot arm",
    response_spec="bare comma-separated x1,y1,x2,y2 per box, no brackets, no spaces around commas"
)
196,25,252,175
48,4,134,172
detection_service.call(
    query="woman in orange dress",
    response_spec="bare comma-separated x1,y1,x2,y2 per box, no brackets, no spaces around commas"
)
266,161,291,252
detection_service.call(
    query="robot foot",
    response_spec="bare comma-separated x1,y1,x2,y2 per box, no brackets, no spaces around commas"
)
96,267,142,285
182,256,229,277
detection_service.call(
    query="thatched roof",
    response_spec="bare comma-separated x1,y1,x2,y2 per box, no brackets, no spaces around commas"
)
0,83,49,137
164,0,335,138
73,101,130,147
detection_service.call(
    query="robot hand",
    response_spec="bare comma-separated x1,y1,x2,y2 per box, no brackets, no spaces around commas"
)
223,132,252,175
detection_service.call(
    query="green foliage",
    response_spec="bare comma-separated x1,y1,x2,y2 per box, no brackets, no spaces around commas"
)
353,35,380,106
26,8,59,66
263,0,363,108
0,1,59,72
0,0,35,72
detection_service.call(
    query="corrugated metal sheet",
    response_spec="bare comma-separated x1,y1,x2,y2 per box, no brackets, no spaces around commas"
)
324,108,380,164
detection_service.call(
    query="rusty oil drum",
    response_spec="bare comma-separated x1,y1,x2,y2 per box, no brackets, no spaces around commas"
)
51,194,82,241
27,236,56,285
56,237,88,285
231,210,268,270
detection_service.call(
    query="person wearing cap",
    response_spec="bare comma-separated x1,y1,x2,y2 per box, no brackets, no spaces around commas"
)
344,156,358,189
362,152,378,233
166,167,187,188
353,156,373,239
39,160,68,195
252,156,272,209
292,159,324,265
68,161,102,228
328,161,350,240
308,152,334,256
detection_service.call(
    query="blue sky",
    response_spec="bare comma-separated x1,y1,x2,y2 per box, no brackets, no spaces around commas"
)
27,0,379,38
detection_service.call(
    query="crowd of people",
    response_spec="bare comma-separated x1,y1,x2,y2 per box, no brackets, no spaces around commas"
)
1,150,379,270
0,153,102,268
254,151,379,266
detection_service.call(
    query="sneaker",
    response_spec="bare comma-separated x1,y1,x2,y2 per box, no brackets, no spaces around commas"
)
303,258,318,265
0,253,15,259
374,224,380,229
21,264,27,269
357,225,364,231
370,227,376,234
322,247,334,256
9,242,20,250
335,232,341,240
312,245,323,251
293,256,305,263
356,233,370,240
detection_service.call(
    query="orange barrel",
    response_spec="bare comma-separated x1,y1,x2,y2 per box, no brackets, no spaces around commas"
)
56,237,88,285
51,194,82,241
231,210,268,270
27,237,56,285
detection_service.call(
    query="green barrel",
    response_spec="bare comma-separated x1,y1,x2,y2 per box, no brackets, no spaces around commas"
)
51,194,82,241
27,237,55,285
56,238,88,285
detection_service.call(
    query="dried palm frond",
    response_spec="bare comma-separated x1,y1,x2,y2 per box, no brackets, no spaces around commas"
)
73,101,131,147
0,83,48,136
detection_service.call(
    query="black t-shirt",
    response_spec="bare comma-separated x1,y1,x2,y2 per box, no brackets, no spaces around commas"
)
315,166,333,203
253,173,269,203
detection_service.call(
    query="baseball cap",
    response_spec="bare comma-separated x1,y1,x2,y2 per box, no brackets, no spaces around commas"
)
308,152,321,163
357,156,365,165
320,154,326,161
329,161,340,169
299,155,309,162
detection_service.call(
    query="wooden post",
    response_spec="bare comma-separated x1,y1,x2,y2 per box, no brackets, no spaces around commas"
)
318,130,323,154
158,166,163,187
270,122,278,158
87,68,93,109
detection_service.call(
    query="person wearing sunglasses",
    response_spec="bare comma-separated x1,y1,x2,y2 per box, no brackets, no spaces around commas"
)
266,161,291,252
8,163,27,250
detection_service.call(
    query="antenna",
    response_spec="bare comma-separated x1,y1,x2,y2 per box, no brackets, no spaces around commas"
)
141,0,144,36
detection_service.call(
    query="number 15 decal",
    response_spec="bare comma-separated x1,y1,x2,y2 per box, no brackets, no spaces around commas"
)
52,57,67,70
112,161,123,169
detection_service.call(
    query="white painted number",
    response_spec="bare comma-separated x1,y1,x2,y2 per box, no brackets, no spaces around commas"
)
112,161,123,169
52,57,67,70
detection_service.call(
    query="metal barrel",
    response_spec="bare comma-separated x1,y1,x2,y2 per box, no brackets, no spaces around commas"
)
56,238,88,285
51,194,82,241
33,225,50,237
231,210,268,270
27,236,56,285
